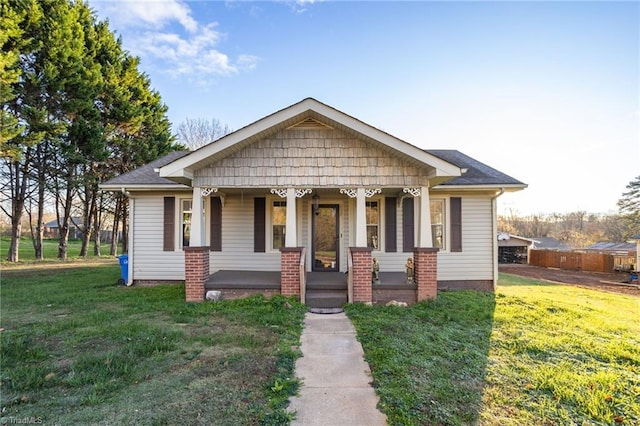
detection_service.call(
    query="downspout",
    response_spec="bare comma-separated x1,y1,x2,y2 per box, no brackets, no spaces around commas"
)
121,188,133,286
490,188,505,290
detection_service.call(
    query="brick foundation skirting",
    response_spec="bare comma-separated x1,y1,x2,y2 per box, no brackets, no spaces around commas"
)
214,289,281,300
437,280,494,292
373,288,417,305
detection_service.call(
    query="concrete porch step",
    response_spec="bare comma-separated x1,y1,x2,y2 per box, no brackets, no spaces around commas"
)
305,290,348,309
306,282,348,291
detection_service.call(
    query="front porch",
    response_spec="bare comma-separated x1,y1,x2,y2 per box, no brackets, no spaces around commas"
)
194,249,431,307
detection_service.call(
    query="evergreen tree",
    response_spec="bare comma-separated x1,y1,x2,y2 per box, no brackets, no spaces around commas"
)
1,0,180,261
618,176,640,239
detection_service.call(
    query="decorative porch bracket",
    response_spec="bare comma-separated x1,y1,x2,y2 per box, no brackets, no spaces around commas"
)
201,187,226,206
403,187,421,197
201,187,218,197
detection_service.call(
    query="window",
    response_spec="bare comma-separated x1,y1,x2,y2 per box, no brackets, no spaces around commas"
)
181,199,192,248
430,199,444,249
366,201,379,249
272,201,286,249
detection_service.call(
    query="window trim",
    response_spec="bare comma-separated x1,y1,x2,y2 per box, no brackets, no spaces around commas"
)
365,200,381,251
404,196,450,252
270,199,287,251
430,198,446,251
179,198,193,249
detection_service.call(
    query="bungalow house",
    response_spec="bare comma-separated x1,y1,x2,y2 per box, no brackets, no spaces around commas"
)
100,98,526,306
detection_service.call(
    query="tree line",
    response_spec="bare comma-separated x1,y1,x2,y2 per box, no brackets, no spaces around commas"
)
499,176,640,248
1,0,182,261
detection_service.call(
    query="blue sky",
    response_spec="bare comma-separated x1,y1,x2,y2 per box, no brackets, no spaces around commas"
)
89,0,639,215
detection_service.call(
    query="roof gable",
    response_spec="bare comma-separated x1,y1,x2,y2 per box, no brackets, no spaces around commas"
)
159,98,462,185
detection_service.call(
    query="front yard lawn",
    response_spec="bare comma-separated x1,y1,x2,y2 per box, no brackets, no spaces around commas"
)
346,273,640,425
3,265,639,425
0,264,306,425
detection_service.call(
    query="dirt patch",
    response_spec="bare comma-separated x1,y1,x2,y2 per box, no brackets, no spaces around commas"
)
500,264,640,297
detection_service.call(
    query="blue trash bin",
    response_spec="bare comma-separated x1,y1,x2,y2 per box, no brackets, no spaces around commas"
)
117,254,129,286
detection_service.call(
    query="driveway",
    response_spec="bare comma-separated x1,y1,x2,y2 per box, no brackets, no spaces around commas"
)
499,264,640,297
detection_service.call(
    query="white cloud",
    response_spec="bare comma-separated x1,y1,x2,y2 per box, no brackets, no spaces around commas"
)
90,0,257,81
95,0,198,32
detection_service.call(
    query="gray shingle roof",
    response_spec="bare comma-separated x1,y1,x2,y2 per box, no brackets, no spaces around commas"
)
426,150,525,186
101,151,190,186
102,148,525,188
584,242,636,252
532,237,571,251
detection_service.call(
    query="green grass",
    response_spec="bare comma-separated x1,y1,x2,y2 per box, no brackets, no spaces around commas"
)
0,264,307,425
346,273,640,425
0,236,123,264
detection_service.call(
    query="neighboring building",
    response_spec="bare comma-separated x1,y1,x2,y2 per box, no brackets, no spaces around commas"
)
584,242,637,272
497,233,538,263
44,217,83,239
583,242,636,253
531,237,571,251
43,217,120,242
101,98,526,304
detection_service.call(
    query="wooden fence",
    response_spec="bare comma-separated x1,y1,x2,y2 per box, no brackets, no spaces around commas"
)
528,249,635,273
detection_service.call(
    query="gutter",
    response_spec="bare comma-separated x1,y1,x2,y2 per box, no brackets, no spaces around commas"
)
119,188,133,286
491,188,506,289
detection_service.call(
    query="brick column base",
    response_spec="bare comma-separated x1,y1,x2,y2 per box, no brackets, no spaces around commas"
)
280,247,303,300
350,247,373,304
414,247,439,301
185,246,210,302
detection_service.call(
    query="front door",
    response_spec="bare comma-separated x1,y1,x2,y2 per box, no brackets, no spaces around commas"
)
312,204,339,271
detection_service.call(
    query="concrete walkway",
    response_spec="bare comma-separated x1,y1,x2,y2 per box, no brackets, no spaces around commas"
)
288,312,387,425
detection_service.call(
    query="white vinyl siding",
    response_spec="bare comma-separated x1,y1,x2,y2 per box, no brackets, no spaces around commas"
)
374,195,493,281
210,194,281,272
132,195,188,281
129,192,494,283
437,196,493,281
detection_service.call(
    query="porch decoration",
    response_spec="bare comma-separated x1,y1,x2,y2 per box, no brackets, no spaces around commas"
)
406,258,414,284
372,257,380,284
403,187,421,197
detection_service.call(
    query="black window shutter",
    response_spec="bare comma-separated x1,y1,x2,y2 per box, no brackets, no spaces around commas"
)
163,197,175,251
210,197,222,251
402,197,414,252
385,197,397,252
450,197,462,252
254,197,266,253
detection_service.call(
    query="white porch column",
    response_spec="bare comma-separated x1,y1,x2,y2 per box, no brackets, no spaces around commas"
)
418,186,433,248
285,188,297,247
191,186,204,246
356,188,367,247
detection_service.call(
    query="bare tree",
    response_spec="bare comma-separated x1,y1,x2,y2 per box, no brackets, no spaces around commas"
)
175,117,231,150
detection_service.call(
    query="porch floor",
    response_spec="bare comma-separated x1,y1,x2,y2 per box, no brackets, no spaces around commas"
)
205,270,413,290
205,270,280,290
